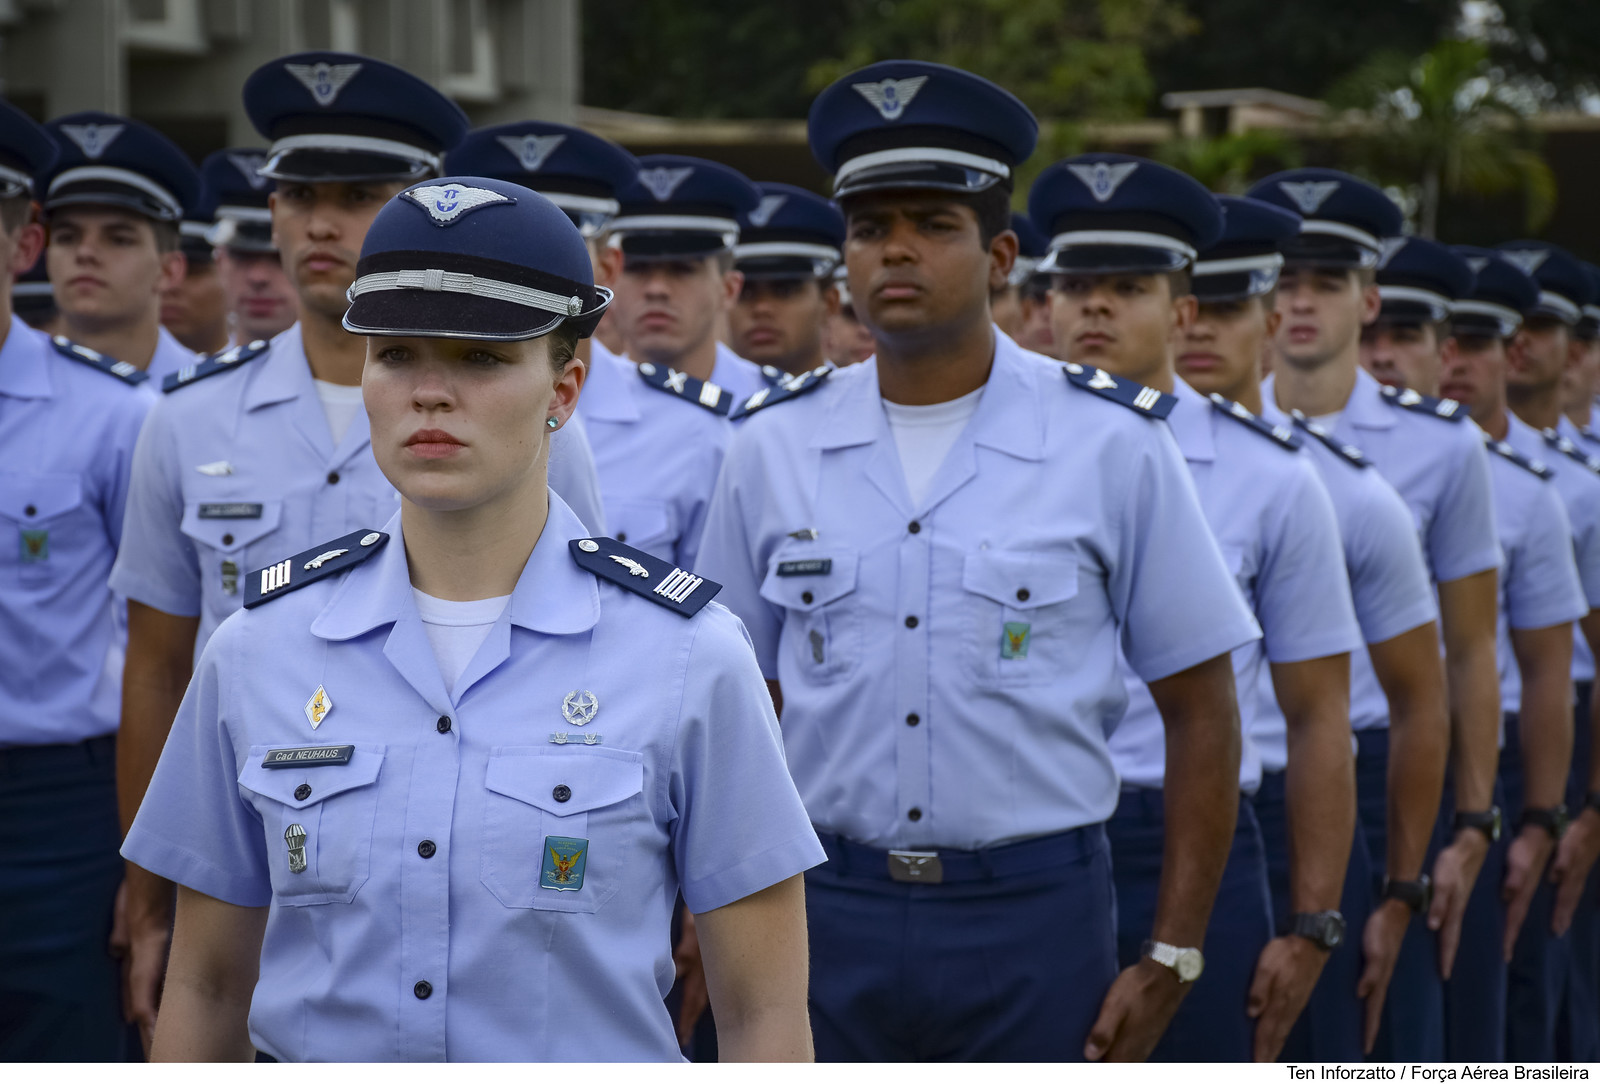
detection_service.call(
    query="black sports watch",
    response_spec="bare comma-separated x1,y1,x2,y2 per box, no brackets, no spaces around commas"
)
1453,806,1503,843
1381,875,1433,914
1289,910,1346,951
1520,804,1569,840
1586,790,1600,816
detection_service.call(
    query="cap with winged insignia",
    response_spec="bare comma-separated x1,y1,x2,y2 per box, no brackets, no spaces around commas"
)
608,155,761,260
734,183,845,281
1246,169,1402,269
1493,241,1595,326
1191,196,1300,303
444,121,638,239
1374,237,1473,326
41,112,200,223
200,148,277,253
1029,153,1221,275
0,98,57,199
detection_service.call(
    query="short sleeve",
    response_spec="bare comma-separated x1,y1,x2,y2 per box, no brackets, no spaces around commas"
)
1344,473,1439,645
1506,483,1588,632
1111,423,1261,681
548,411,608,536
107,397,203,617
1427,429,1502,584
1255,460,1364,663
668,605,824,913
695,434,786,678
121,614,272,907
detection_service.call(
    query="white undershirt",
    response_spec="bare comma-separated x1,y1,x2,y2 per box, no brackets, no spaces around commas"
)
314,379,365,445
1311,409,1344,430
881,386,985,506
412,590,512,695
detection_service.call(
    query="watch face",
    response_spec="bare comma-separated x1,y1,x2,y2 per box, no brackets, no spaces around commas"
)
1323,922,1343,949
1176,949,1204,983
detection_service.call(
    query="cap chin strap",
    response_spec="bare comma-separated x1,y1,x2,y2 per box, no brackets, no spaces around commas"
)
1451,299,1522,336
1379,285,1452,320
1193,253,1284,277
606,214,739,242
1535,291,1581,324
1042,229,1197,267
834,146,1010,188
541,192,621,218
349,268,587,317
1297,219,1380,254
263,133,443,177
733,241,842,264
47,165,183,219
0,163,32,195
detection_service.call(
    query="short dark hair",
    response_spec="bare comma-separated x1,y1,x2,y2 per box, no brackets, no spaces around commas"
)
1167,269,1192,299
0,195,31,235
151,220,180,254
546,324,580,374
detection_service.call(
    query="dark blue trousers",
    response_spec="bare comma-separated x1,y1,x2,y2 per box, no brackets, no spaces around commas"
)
805,825,1118,1061
1557,681,1600,1062
1441,766,1509,1062
1108,788,1273,1062
1254,768,1371,1061
1355,728,1445,1062
0,736,139,1061
1502,712,1569,1061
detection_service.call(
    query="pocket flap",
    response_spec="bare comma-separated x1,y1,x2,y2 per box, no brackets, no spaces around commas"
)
181,500,284,553
238,744,386,806
485,747,645,817
757,549,859,612
962,550,1079,609
0,473,84,522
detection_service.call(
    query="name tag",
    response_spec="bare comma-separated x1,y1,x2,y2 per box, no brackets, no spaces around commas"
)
776,559,833,577
199,502,264,519
261,745,355,768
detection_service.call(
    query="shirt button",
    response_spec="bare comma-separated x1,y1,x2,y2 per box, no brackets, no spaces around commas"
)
436,716,452,733
294,783,311,801
417,840,436,859
23,504,36,517
616,531,628,542
414,980,432,1000
908,521,921,534
222,533,235,546
906,713,920,727
553,784,572,803
907,807,923,822
1016,587,1030,602
801,591,814,604
904,615,918,629
326,471,341,485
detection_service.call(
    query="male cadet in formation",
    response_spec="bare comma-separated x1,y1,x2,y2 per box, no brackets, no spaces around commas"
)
200,148,300,347
105,52,612,1047
698,59,1262,1061
606,154,774,401
0,98,157,1062
990,212,1055,357
1176,196,1444,1062
1430,245,1591,1062
1248,169,1502,1062
40,113,200,381
1033,155,1362,1062
1562,264,1600,452
1489,241,1600,1061
728,182,846,379
160,172,229,356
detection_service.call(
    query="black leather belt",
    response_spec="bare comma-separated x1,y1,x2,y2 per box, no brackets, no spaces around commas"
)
813,824,1106,885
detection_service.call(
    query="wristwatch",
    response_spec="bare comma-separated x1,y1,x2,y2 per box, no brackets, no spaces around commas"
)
1289,910,1346,951
1453,806,1502,843
1141,940,1205,983
1520,804,1569,840
1586,790,1600,816
1381,874,1433,914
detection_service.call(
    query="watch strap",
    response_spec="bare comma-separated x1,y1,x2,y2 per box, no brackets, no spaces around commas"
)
1520,805,1568,839
1381,875,1433,914
1453,806,1502,843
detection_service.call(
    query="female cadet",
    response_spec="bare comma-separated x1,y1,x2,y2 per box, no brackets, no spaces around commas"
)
121,176,824,1062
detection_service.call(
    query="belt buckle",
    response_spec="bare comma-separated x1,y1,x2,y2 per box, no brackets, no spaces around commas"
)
887,850,943,884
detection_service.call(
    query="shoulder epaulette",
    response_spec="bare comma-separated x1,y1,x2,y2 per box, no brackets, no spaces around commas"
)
570,536,721,617
1485,434,1553,479
1207,393,1301,451
1378,383,1465,422
1062,362,1175,419
730,366,831,421
162,339,271,394
49,336,149,386
243,528,388,609
1290,410,1370,468
760,364,787,386
635,361,732,415
1541,428,1600,475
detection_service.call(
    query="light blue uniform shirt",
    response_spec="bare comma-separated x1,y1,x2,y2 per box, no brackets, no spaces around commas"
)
0,316,155,747
696,336,1260,850
110,324,605,659
122,496,823,1062
148,325,198,381
576,340,730,569
1256,401,1439,752
1108,379,1361,792
711,340,773,402
1510,414,1600,683
1482,437,1586,716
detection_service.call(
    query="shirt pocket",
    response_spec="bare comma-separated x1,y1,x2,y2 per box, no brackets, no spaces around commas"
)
480,746,646,914
961,549,1080,687
236,744,386,906
180,500,283,614
0,473,87,585
757,549,861,684
605,498,678,560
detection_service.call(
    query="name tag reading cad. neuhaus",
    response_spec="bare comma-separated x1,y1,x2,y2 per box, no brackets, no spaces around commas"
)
261,745,355,769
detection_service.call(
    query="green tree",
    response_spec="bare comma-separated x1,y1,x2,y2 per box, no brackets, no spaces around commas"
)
1154,129,1301,193
1328,39,1556,238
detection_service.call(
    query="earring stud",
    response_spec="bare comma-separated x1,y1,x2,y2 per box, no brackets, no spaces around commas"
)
546,416,559,430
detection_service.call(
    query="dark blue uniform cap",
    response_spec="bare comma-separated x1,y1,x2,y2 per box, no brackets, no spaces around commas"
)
179,176,220,262
1495,240,1596,326
1246,168,1402,268
41,112,199,223
610,154,760,260
808,60,1037,200
344,176,610,342
1008,212,1049,287
1450,246,1537,339
1193,196,1301,303
0,97,57,199
734,183,844,280
1029,153,1221,275
1375,237,1474,325
199,148,276,253
245,52,468,184
1579,262,1600,340
444,122,637,239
